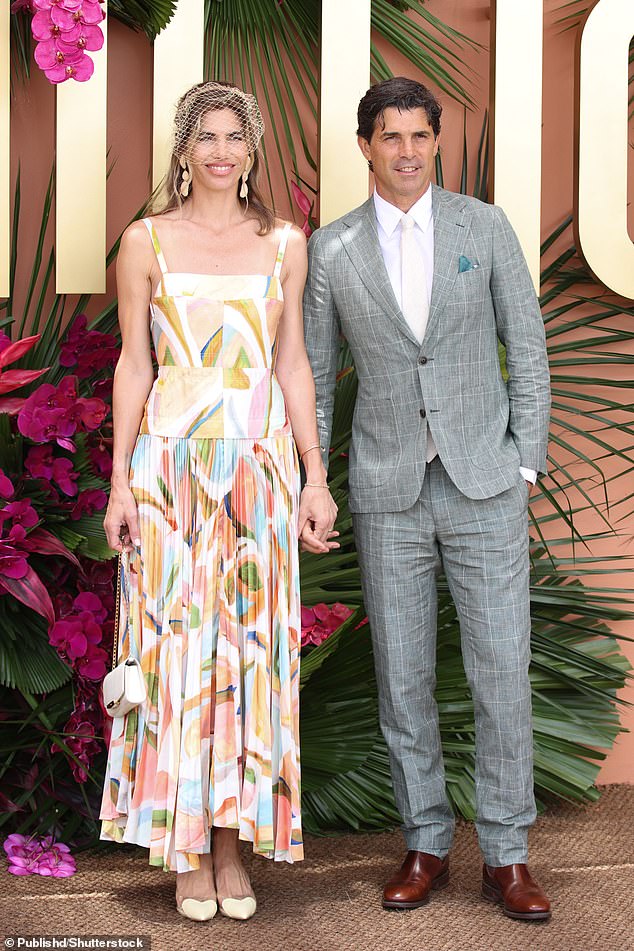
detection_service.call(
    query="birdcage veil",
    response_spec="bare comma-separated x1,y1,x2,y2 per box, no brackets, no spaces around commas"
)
151,81,274,234
174,81,266,162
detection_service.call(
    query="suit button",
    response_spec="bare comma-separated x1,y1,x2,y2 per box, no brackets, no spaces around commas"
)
420,408,426,418
418,356,428,365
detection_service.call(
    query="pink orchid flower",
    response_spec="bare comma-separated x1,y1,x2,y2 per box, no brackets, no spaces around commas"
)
45,55,95,83
18,377,107,448
31,9,79,42
77,556,115,592
18,397,76,448
0,469,15,499
25,444,54,480
73,590,108,623
57,23,104,54
76,397,107,430
0,499,39,530
88,439,112,478
51,0,104,31
33,0,83,10
0,544,29,580
51,703,105,782
49,614,100,660
60,315,119,378
34,37,84,69
70,488,107,520
301,602,352,647
30,0,104,84
49,586,110,681
75,642,109,681
51,457,79,496
93,377,113,401
4,834,76,878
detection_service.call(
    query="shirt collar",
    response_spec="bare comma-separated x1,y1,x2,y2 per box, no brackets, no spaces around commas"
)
373,185,433,238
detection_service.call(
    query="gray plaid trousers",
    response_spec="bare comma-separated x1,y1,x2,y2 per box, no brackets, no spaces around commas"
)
353,457,536,866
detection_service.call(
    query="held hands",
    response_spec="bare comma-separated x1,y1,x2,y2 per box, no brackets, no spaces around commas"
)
298,484,339,554
103,484,141,553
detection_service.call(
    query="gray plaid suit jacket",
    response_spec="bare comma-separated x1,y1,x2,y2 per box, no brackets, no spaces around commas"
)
303,185,551,513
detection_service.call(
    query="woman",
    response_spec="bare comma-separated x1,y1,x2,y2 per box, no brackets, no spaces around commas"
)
100,82,338,922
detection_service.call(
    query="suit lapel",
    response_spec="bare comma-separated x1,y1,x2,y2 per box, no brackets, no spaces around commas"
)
339,198,422,346
338,189,474,347
426,185,473,341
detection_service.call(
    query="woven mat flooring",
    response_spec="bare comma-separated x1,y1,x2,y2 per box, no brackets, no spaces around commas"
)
2,785,633,951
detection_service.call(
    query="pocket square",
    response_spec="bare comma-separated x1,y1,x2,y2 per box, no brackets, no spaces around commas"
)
459,255,479,273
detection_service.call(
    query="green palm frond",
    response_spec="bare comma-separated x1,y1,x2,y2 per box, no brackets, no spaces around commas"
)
300,536,632,830
370,0,480,104
108,0,178,40
535,228,634,542
0,610,72,694
9,11,32,85
0,685,104,844
554,3,634,115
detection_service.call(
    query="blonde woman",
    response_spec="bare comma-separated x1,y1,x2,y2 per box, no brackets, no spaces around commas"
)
100,82,338,921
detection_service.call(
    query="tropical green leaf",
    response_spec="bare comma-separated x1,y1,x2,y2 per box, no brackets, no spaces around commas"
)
0,611,72,694
108,0,178,40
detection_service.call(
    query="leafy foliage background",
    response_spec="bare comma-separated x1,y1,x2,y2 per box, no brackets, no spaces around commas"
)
1,1,632,845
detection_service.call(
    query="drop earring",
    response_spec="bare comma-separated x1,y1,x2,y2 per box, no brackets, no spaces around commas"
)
240,171,249,201
179,157,191,198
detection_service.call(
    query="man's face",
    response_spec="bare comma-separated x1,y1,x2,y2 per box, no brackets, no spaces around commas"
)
358,106,439,210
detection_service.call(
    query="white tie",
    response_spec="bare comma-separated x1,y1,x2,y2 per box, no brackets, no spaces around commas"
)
400,213,429,343
400,213,437,463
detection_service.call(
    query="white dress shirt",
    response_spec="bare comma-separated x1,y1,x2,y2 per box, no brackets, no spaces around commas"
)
372,188,537,485
374,187,434,311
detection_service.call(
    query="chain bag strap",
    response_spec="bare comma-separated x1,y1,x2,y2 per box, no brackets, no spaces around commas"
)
102,548,147,718
111,550,123,670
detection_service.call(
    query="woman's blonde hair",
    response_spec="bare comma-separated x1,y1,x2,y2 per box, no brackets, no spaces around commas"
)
150,81,274,235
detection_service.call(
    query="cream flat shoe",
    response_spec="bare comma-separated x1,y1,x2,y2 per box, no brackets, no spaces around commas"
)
218,896,257,920
176,897,218,921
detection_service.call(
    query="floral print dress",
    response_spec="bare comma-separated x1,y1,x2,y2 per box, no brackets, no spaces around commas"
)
99,219,303,871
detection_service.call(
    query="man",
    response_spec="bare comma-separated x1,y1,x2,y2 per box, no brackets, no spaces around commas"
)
303,77,552,921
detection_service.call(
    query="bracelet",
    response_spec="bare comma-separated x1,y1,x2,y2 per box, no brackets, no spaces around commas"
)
300,444,325,460
304,482,329,489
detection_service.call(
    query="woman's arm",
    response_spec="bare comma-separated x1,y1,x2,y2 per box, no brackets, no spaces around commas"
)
103,222,157,553
275,225,339,555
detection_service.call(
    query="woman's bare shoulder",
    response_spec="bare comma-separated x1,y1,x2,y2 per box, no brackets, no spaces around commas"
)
118,219,155,261
274,217,307,249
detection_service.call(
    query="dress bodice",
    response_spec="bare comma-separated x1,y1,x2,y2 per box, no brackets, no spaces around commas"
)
139,218,293,439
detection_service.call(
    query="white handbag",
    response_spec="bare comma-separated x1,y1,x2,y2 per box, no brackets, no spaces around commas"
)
102,551,147,718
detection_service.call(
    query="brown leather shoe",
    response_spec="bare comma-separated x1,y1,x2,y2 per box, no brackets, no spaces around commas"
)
382,851,449,910
482,864,551,921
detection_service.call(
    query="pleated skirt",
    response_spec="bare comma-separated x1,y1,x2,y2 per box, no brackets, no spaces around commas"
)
99,433,303,871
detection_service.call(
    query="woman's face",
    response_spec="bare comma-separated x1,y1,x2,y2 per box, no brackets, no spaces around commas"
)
186,107,251,194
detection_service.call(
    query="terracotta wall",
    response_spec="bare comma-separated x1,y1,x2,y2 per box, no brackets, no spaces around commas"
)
8,0,634,780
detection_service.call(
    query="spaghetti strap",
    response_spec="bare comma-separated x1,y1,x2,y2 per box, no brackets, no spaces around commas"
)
273,222,293,278
142,218,169,275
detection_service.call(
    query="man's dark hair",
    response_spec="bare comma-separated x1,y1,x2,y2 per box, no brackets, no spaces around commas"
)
357,77,442,142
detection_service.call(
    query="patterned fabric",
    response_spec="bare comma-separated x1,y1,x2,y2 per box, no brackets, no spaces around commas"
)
303,186,551,512
353,457,534,866
140,221,292,439
100,220,303,871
